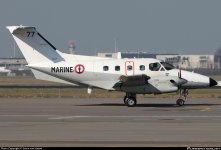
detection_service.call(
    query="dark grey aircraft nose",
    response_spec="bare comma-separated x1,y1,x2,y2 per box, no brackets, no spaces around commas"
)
209,78,218,87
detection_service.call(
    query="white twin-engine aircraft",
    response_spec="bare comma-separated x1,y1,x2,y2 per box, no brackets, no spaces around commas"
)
7,26,220,107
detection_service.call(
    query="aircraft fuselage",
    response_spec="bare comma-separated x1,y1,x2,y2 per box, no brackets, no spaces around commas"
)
28,55,215,94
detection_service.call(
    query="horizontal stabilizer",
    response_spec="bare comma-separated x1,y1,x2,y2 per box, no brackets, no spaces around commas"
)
31,69,78,86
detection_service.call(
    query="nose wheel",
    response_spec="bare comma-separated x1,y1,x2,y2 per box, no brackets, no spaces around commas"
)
176,89,188,106
123,93,137,107
176,99,185,106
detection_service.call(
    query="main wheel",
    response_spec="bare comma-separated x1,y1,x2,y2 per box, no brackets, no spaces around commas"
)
126,97,137,107
176,99,185,106
123,96,127,104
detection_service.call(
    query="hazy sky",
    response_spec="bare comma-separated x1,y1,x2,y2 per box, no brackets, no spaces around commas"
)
1,0,221,57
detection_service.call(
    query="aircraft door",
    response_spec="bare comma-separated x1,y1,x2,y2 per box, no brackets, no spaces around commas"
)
125,61,134,76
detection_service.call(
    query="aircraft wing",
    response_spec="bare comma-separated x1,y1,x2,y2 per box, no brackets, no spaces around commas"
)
118,74,150,86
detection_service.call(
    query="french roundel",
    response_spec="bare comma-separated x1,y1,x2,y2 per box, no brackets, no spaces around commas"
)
74,64,85,74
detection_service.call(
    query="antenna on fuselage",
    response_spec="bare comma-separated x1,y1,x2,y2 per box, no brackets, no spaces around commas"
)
114,38,118,53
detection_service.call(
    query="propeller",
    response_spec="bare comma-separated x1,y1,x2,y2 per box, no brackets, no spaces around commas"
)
170,65,187,93
178,66,181,78
178,65,182,95
168,64,189,101
178,65,182,92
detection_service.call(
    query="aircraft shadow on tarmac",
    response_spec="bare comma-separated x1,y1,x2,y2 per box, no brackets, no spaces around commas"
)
75,103,221,107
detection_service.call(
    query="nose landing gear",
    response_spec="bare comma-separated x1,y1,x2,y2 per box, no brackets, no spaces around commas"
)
176,98,185,106
176,89,188,106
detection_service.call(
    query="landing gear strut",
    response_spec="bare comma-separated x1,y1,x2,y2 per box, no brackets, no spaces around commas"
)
123,93,137,107
176,89,188,106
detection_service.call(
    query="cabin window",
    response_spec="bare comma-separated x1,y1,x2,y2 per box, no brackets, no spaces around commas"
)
127,65,133,71
149,63,161,71
140,65,145,71
115,66,120,71
103,66,109,71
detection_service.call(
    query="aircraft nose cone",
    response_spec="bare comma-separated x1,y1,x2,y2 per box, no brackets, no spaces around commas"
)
209,78,217,87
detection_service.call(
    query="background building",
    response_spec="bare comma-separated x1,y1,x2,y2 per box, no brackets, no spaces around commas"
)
97,51,219,69
0,48,221,76
68,40,76,55
97,50,221,75
214,47,221,69
156,55,215,69
0,58,31,76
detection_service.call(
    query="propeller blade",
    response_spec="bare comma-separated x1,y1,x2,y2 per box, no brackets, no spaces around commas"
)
178,65,181,78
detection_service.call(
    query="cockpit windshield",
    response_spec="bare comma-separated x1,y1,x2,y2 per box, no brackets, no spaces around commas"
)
160,62,175,70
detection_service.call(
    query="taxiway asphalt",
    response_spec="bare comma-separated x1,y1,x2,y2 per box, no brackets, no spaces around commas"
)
0,98,221,147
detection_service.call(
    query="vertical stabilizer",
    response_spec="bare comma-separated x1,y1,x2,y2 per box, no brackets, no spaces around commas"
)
6,26,64,64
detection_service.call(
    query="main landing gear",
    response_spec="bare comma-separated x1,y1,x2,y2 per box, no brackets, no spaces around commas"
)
123,93,137,107
123,90,189,107
176,89,188,106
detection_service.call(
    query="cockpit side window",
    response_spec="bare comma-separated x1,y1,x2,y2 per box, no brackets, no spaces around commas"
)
160,62,175,70
149,63,161,71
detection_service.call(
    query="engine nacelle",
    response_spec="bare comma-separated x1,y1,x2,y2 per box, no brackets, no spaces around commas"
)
146,76,180,94
120,76,179,94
